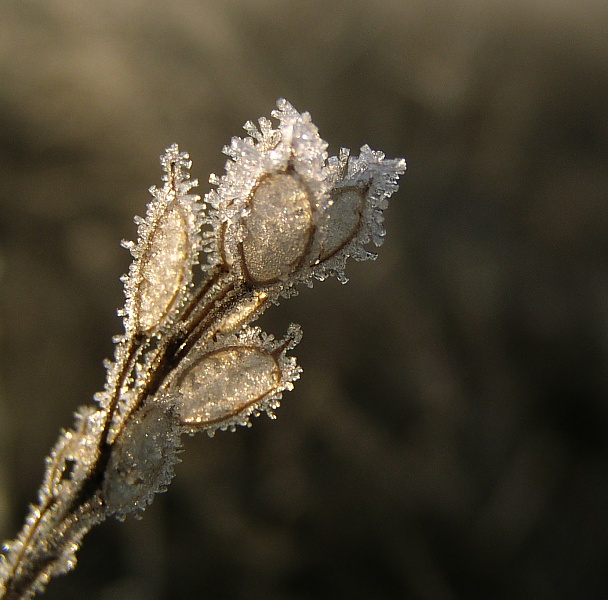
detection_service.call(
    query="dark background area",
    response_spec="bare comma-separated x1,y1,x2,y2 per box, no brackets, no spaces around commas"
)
1,1,608,598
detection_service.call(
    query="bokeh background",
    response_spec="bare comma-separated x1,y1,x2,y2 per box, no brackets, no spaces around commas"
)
1,1,608,598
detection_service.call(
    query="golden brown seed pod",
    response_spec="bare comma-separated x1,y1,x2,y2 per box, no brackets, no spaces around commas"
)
121,144,201,336
239,172,315,284
166,325,302,435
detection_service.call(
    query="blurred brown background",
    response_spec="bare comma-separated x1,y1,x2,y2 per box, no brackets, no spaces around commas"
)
1,1,608,598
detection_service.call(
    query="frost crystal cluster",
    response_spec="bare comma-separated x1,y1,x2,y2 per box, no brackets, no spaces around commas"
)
0,99,406,599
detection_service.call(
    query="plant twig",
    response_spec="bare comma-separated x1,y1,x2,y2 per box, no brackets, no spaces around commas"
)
0,99,406,599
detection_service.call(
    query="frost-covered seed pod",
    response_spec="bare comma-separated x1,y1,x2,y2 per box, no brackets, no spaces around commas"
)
122,144,201,335
134,206,190,332
176,346,281,426
240,172,314,284
102,402,181,517
316,185,366,262
166,325,302,433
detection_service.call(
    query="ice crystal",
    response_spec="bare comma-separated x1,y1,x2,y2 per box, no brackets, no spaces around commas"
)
0,99,405,599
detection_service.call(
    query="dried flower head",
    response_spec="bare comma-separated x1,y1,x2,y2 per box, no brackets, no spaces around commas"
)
0,99,405,600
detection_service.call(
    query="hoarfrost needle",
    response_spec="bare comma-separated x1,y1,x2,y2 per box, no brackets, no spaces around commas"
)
0,99,406,599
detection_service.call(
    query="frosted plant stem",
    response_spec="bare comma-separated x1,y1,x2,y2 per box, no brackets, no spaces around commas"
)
1,503,103,600
0,99,405,599
0,347,138,598
1,271,266,598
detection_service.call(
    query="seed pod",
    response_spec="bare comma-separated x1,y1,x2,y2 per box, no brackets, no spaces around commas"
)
102,401,182,517
240,172,314,284
205,100,329,290
132,205,190,332
168,326,302,434
121,145,201,335
177,346,280,425
308,145,407,283
317,185,366,262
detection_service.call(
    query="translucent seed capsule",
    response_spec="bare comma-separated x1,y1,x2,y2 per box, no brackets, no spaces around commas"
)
103,402,181,517
240,173,313,284
134,207,189,333
123,145,200,335
176,346,281,426
318,186,366,261
215,291,269,336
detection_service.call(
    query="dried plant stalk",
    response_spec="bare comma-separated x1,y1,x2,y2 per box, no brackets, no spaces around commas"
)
0,99,406,599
